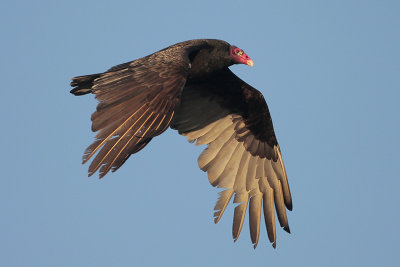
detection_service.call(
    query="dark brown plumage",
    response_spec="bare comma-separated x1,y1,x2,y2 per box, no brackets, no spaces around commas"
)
70,39,292,248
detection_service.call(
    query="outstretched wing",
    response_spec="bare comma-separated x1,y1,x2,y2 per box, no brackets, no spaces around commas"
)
71,51,191,178
171,69,292,248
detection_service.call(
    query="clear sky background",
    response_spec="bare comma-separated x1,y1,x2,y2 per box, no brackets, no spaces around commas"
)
1,1,399,266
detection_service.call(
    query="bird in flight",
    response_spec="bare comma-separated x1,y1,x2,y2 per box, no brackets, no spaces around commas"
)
70,39,292,248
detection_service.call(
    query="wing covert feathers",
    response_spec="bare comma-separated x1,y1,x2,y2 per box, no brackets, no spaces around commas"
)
182,114,292,248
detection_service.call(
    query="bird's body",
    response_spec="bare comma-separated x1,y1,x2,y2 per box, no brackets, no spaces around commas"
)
70,39,292,248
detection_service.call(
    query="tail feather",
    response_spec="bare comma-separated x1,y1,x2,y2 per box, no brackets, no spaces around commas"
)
70,73,101,95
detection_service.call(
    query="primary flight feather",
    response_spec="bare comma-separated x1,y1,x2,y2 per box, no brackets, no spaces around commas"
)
70,39,292,248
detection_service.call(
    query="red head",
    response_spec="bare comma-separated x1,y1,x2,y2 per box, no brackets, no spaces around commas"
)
230,46,254,67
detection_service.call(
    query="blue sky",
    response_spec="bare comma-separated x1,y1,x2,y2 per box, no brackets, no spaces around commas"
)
1,1,399,266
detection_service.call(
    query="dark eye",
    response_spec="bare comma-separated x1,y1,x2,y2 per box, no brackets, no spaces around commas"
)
234,49,243,56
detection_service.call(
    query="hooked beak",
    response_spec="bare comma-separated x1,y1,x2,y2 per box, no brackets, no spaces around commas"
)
246,59,254,67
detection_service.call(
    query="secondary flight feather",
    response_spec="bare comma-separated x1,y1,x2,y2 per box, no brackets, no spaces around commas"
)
70,39,292,248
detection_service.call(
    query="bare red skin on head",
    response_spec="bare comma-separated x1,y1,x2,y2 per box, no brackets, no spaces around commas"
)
230,46,254,66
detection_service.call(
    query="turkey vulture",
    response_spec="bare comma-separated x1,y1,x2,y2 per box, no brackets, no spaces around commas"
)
70,39,292,248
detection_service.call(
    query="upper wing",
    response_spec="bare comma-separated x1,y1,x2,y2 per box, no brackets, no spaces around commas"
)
71,51,191,178
171,69,292,248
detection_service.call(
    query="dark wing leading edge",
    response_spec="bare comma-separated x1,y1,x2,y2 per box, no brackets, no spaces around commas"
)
171,69,292,248
71,52,191,178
